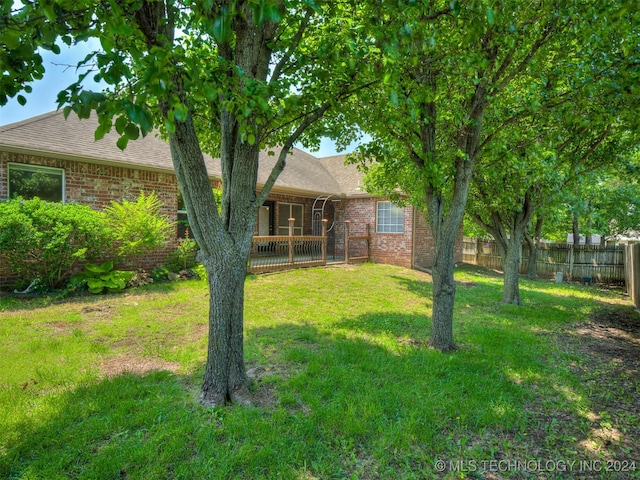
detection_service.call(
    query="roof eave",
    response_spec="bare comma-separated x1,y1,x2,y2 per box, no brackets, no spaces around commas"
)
260,184,345,199
0,144,176,176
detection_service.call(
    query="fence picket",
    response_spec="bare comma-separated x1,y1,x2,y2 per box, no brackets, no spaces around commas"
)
463,238,626,285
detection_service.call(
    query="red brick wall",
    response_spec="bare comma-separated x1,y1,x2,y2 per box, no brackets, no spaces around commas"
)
343,198,464,270
260,193,316,236
344,198,415,269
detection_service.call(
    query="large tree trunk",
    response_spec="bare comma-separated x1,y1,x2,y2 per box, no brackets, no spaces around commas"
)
572,214,580,245
429,222,459,351
424,73,485,351
500,229,524,305
200,249,251,406
167,113,259,406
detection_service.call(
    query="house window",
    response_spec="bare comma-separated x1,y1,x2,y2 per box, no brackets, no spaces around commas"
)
7,163,64,203
177,193,189,239
278,202,303,235
376,201,404,233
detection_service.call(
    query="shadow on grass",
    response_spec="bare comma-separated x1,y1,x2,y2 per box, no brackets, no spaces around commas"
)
3,311,559,479
4,267,637,479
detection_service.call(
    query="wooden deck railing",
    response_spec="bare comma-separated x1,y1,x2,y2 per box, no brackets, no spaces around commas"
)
248,219,328,274
248,219,372,274
344,221,370,263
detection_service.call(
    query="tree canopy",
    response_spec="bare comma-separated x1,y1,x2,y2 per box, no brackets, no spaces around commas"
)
349,0,637,343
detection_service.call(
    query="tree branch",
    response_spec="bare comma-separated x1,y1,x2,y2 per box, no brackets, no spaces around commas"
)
493,18,558,95
255,101,333,206
269,8,312,86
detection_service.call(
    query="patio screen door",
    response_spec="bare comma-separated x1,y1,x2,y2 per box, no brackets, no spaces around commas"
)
278,203,303,235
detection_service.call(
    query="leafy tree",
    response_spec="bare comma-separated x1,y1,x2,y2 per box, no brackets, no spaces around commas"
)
542,152,640,245
349,0,619,348
3,0,373,406
467,85,636,303
589,167,640,241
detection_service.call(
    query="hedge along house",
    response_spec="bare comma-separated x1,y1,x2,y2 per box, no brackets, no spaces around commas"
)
0,111,462,280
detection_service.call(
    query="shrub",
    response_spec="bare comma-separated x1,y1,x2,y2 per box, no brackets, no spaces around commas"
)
166,229,199,272
0,197,110,290
71,260,134,294
105,191,173,260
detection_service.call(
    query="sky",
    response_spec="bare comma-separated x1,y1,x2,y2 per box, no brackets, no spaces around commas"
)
0,42,357,158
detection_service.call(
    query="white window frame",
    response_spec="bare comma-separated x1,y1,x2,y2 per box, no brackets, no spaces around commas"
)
278,202,304,235
7,163,65,203
376,201,404,234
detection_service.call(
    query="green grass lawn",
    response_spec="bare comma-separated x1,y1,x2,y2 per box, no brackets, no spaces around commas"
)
1,263,638,479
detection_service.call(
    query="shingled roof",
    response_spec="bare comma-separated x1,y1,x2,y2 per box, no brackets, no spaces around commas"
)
0,111,369,198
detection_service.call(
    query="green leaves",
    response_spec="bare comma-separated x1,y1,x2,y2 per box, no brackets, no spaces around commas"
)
0,198,111,290
72,260,134,294
116,136,129,150
125,103,153,133
3,28,22,49
250,1,283,26
104,191,173,258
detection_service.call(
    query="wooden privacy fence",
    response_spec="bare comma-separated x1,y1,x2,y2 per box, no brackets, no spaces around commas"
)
463,238,625,285
624,244,640,308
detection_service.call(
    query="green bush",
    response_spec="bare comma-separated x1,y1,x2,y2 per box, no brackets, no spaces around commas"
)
166,231,199,272
105,191,173,260
0,197,111,290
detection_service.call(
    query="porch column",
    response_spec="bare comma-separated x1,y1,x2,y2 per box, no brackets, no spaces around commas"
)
365,223,370,261
288,217,295,265
321,219,328,263
345,220,351,264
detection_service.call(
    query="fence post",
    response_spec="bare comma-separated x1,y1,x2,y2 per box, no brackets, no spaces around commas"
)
321,219,328,263
569,244,574,282
365,223,370,261
288,217,295,265
344,220,351,264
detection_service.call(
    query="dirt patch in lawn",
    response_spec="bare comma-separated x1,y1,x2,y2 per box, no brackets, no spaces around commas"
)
574,307,640,374
567,306,640,460
99,354,181,377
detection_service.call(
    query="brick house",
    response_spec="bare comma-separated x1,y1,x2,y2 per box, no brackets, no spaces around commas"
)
0,111,462,276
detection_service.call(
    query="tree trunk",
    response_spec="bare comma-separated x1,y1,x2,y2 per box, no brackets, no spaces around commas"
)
200,249,251,406
500,229,524,305
424,73,486,351
429,228,458,351
572,214,580,245
525,216,543,280
525,234,538,280
166,113,258,407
